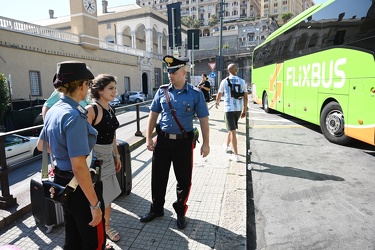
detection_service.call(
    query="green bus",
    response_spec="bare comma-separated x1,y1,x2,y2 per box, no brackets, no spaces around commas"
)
252,0,375,145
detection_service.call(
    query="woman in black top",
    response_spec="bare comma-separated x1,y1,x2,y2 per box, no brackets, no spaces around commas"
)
86,74,122,243
198,74,211,104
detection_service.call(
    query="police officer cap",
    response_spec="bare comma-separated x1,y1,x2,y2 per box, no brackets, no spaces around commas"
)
163,55,189,73
53,61,94,88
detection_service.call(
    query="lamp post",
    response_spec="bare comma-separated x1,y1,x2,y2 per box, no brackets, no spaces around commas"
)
217,0,224,89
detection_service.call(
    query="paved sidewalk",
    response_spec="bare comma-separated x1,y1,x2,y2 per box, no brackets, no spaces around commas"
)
0,102,247,249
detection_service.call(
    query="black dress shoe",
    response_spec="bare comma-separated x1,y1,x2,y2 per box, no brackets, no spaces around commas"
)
140,211,164,222
176,216,187,229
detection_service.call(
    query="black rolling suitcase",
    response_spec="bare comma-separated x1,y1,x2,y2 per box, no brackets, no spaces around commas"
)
30,178,64,233
116,140,132,195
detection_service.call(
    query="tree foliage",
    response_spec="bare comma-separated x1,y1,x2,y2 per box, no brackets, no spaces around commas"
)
282,12,294,24
0,74,9,127
208,15,219,27
181,16,200,29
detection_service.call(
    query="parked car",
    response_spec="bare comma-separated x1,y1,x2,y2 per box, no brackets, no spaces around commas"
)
128,91,146,103
0,133,40,165
109,97,121,107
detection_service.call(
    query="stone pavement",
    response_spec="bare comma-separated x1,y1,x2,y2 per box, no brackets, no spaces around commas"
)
0,101,247,250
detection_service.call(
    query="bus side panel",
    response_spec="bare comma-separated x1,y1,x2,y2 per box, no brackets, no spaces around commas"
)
283,59,318,125
347,78,375,145
280,63,296,117
252,65,285,113
322,49,375,145
346,78,374,144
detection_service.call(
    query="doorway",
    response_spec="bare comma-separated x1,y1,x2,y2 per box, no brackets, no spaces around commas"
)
142,73,148,98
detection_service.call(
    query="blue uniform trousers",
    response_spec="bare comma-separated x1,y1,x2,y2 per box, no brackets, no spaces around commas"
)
55,175,106,250
151,134,194,216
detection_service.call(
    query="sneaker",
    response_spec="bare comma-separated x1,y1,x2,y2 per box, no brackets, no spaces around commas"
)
230,154,239,162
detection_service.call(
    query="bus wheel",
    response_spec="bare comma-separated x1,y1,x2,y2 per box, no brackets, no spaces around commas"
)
320,102,351,145
262,93,270,113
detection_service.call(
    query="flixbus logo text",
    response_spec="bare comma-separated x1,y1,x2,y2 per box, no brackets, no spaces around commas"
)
286,58,346,88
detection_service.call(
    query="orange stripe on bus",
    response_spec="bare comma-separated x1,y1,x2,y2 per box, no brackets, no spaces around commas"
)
269,63,283,109
269,63,283,92
345,127,375,145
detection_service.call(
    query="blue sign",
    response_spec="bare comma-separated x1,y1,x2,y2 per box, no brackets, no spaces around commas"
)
210,72,216,78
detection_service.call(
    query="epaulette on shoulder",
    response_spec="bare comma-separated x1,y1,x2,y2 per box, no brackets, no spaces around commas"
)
159,84,169,89
192,85,200,92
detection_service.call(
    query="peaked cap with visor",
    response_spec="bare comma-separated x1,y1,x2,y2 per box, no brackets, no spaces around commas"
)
53,61,94,88
163,55,189,73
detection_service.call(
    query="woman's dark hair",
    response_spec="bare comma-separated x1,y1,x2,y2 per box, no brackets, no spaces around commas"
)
202,74,207,78
90,74,117,100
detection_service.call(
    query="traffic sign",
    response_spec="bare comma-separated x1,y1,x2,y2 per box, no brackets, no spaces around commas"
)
208,62,216,71
210,72,216,78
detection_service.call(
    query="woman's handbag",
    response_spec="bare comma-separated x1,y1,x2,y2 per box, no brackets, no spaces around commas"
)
41,137,78,206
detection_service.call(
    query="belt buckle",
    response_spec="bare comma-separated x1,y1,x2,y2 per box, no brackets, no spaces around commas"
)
169,134,177,139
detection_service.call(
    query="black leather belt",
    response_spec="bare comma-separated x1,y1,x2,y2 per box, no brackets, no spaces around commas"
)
159,130,192,140
54,167,74,179
55,166,100,183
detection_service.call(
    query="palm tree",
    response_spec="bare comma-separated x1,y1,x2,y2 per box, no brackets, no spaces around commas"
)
208,15,219,27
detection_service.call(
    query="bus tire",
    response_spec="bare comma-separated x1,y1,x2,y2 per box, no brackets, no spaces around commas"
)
262,92,270,113
320,102,351,145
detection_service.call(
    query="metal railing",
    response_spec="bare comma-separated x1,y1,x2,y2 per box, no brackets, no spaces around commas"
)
193,47,254,60
0,101,151,208
0,16,156,59
0,125,43,209
0,16,80,43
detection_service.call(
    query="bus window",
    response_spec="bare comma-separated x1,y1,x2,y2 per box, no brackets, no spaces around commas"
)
308,32,320,51
311,0,375,53
295,32,308,52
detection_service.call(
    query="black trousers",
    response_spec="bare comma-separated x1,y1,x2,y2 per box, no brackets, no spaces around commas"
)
151,134,194,216
55,175,106,250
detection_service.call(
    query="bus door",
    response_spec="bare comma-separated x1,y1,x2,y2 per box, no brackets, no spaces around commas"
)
283,62,296,117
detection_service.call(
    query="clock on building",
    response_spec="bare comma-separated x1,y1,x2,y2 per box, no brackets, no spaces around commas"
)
83,0,97,14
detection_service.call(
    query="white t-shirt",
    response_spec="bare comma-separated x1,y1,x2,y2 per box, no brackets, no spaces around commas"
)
218,76,246,112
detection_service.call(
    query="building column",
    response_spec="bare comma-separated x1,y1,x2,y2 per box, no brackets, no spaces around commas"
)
145,28,153,52
131,31,137,48
157,32,163,54
116,25,123,45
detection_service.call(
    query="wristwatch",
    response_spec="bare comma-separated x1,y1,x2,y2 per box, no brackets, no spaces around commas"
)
90,200,101,210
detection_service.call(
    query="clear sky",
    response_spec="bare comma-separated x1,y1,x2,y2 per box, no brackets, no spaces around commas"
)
1,0,328,23
0,0,136,22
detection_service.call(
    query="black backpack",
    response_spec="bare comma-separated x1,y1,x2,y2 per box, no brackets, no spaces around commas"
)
226,78,244,100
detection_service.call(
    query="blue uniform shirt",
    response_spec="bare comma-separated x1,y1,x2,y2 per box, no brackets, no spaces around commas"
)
150,83,209,134
40,95,98,171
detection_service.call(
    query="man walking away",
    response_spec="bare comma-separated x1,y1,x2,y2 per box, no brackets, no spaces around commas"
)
215,63,248,162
